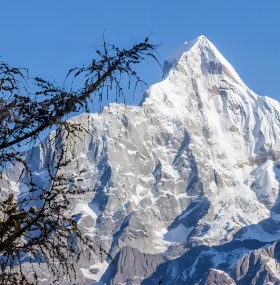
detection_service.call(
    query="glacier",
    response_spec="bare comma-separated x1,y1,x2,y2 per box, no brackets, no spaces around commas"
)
3,35,280,284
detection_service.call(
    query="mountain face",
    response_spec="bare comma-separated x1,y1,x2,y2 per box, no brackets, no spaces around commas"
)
5,35,280,284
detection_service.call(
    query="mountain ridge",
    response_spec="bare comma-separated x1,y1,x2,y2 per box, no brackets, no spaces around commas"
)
4,35,280,284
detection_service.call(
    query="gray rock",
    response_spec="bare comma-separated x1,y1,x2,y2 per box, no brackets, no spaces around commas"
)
101,246,168,285
197,269,236,285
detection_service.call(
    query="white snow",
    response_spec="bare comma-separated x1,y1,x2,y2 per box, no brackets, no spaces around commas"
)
80,261,109,283
164,224,193,242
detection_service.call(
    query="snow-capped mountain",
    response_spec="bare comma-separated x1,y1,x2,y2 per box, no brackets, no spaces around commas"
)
5,35,280,284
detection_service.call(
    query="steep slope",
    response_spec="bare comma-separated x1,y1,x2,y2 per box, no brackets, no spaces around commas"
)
5,36,280,284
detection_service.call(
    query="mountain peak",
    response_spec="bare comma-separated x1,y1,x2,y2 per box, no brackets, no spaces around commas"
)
162,35,210,77
195,34,209,44
162,35,243,85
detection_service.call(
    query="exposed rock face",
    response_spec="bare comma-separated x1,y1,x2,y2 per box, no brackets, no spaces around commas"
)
198,269,236,285
231,241,280,285
100,246,168,285
4,36,280,284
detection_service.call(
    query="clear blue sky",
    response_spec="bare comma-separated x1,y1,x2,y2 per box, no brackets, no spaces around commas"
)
1,1,280,107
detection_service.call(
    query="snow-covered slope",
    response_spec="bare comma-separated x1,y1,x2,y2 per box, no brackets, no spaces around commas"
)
7,36,280,284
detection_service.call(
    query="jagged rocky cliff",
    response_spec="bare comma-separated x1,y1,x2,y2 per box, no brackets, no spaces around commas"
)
6,36,280,284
